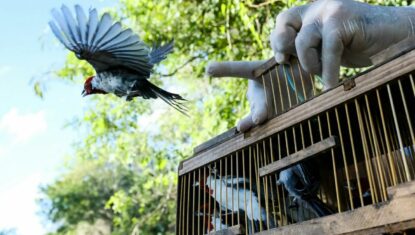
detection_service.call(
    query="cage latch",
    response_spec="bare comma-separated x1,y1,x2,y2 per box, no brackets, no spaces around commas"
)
343,79,356,91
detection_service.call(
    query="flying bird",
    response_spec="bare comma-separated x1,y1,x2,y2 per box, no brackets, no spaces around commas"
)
49,5,186,113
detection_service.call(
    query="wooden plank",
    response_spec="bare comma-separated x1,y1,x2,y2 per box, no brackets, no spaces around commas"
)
252,57,277,78
253,194,415,235
179,48,415,175
207,225,244,235
193,127,238,155
371,36,415,65
342,219,415,235
387,180,415,199
259,136,338,177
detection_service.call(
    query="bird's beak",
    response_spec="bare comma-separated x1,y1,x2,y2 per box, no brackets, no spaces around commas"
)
81,90,87,97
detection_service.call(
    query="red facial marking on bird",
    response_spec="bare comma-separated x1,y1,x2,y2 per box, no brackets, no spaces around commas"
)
82,76,107,97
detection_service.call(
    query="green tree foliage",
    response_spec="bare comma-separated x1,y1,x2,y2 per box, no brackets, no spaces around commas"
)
38,0,411,234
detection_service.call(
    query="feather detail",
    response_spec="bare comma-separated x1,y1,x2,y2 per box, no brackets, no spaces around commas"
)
92,13,114,49
99,29,133,50
95,22,122,49
131,79,187,115
51,8,79,50
48,21,73,50
75,5,88,45
61,5,81,48
149,40,174,64
86,8,99,48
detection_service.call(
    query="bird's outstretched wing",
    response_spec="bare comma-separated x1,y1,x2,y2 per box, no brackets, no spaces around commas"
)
49,5,152,75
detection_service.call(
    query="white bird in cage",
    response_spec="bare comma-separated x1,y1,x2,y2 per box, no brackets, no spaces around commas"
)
210,215,228,232
205,175,274,233
277,162,333,217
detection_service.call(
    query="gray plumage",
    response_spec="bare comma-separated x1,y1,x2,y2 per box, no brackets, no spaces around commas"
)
278,162,332,217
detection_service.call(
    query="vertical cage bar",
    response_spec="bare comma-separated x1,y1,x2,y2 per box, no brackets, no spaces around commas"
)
271,137,282,227
182,175,187,235
355,99,377,204
192,171,196,235
268,70,279,115
377,89,398,186
231,155,234,227
345,103,364,206
242,150,249,235
198,169,201,235
284,130,294,223
410,74,415,96
260,141,270,230
365,95,388,201
213,162,217,232
276,67,285,112
388,84,411,182
279,132,289,225
236,152,240,227
178,176,184,235
398,79,415,153
203,167,206,234
219,159,223,231
326,111,341,212
225,158,228,228
289,64,300,104
187,174,191,235
362,105,381,203
283,66,293,108
208,167,212,233
249,146,255,233
335,107,355,209
255,144,263,231
297,61,308,100
263,138,277,229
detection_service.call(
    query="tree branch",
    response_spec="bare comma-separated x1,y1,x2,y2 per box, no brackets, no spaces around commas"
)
245,0,279,8
156,54,204,77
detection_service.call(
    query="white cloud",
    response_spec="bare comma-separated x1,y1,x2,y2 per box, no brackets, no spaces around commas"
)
0,108,47,143
0,173,47,235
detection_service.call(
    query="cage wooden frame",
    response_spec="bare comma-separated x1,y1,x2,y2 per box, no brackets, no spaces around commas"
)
177,39,415,235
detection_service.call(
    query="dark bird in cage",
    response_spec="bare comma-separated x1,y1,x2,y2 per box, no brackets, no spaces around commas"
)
49,5,186,113
202,175,276,233
277,161,333,218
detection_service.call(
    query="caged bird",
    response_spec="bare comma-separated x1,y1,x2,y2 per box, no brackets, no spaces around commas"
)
49,5,187,114
203,175,275,233
277,161,333,218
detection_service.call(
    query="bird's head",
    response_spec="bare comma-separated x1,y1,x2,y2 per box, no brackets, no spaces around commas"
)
82,76,107,97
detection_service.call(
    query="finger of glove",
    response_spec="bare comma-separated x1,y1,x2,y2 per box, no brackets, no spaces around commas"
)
295,24,322,75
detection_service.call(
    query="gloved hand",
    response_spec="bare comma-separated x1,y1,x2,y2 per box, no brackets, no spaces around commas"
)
206,60,269,132
270,0,415,89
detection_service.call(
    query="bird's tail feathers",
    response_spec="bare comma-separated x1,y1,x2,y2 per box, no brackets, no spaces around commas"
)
144,79,188,115
306,197,333,217
149,40,174,64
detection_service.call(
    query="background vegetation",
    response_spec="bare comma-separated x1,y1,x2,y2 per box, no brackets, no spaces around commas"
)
37,0,412,234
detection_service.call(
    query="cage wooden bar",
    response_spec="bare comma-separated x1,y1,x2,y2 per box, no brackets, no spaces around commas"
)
177,40,415,235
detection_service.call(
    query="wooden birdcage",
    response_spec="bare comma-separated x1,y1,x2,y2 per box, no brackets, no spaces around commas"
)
177,38,415,235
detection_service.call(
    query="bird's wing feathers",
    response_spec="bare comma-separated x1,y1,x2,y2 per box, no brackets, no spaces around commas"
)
49,5,152,75
150,41,174,64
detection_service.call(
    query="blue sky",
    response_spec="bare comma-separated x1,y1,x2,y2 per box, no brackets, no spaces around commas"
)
0,0,116,234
